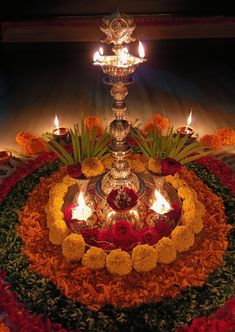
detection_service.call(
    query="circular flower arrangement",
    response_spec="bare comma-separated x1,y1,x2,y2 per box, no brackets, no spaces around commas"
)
0,121,234,331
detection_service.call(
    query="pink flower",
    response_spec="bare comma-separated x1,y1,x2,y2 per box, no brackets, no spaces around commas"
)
161,157,181,176
155,220,171,238
112,220,133,243
63,204,76,222
138,227,160,245
165,201,181,220
80,229,99,246
66,163,82,179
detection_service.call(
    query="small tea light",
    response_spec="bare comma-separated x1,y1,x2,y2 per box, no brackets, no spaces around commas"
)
52,115,69,140
0,150,12,165
176,109,194,138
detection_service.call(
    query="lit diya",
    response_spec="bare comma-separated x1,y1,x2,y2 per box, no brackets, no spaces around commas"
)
176,109,194,138
0,150,12,165
52,115,69,140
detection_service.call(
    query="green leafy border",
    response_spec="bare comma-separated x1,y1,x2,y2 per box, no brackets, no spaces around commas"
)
0,161,234,331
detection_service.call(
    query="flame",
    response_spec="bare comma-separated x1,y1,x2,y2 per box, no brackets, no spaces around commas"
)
93,51,100,62
54,115,59,128
120,48,129,65
138,41,145,58
150,189,171,214
72,192,92,221
99,47,103,55
187,109,192,126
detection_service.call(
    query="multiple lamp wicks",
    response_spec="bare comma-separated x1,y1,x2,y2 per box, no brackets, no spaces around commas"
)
93,9,147,196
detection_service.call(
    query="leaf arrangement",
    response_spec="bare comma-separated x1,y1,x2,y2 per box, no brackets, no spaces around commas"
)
131,125,211,165
44,121,111,165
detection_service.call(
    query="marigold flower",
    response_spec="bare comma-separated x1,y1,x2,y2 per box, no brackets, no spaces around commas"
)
171,225,194,252
215,127,235,145
181,213,203,234
155,237,177,264
81,157,104,178
148,157,161,174
106,249,132,275
143,113,169,135
128,154,146,173
49,220,69,245
16,131,35,144
200,134,222,150
84,116,104,136
132,244,157,272
101,155,113,170
62,234,85,261
82,247,107,270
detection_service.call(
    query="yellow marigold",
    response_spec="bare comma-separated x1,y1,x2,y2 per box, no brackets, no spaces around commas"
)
82,247,107,270
106,249,132,276
171,226,194,252
128,154,146,173
148,157,161,174
81,157,104,178
178,186,197,200
181,213,203,234
165,173,183,189
62,175,77,186
62,234,85,261
200,134,222,150
49,220,69,245
196,201,206,219
102,155,114,170
182,198,196,214
215,127,235,145
155,237,176,264
132,244,157,272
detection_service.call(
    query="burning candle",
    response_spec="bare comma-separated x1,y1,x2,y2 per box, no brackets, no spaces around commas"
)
176,109,195,138
150,189,172,215
138,41,145,59
72,192,92,221
52,115,69,140
0,150,12,165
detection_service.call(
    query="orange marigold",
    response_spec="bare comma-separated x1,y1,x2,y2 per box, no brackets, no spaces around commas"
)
215,127,235,146
16,131,48,155
200,134,222,150
143,113,169,135
84,116,104,136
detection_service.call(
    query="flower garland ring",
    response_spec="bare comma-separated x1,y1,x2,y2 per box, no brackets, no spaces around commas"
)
16,167,231,310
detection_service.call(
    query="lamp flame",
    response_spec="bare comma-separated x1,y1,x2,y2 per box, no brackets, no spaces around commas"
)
150,189,172,214
93,51,100,62
187,109,192,126
138,41,145,58
72,192,92,221
120,48,129,65
99,47,103,55
54,115,59,128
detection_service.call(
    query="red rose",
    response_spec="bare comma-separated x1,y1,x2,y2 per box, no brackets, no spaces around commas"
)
80,229,99,246
97,229,115,250
155,220,171,238
165,201,181,221
138,227,160,245
112,220,133,243
161,157,181,176
66,163,82,179
107,187,139,211
63,204,76,222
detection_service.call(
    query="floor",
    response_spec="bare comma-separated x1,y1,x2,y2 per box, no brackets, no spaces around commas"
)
0,39,234,153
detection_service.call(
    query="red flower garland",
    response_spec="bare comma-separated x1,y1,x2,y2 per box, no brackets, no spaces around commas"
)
0,271,67,332
196,156,235,196
177,297,235,332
